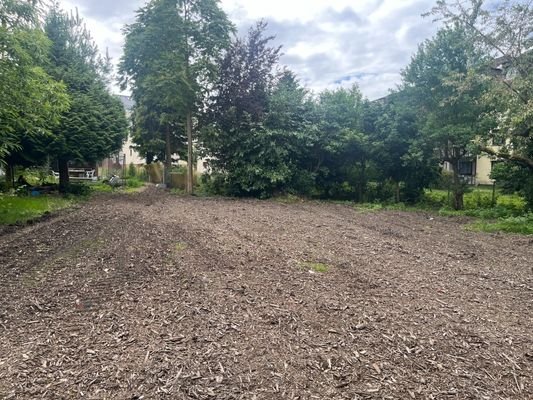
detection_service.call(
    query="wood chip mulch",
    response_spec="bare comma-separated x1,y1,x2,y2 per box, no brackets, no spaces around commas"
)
0,187,531,399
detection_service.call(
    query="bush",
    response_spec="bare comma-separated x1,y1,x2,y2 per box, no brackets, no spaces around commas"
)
200,173,229,196
138,167,149,182
126,177,143,188
127,163,137,177
434,170,454,190
63,183,91,197
463,189,494,209
89,182,113,193
470,213,533,235
497,194,526,214
170,165,188,174
289,170,317,197
421,190,450,208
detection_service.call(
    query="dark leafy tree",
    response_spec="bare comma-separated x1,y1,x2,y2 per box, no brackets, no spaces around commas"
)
368,92,439,203
402,27,489,209
428,0,532,208
43,6,128,190
202,21,290,197
0,0,69,186
312,86,369,201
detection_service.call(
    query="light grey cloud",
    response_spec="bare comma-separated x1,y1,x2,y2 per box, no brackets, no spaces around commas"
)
58,0,440,99
62,0,144,21
226,1,439,99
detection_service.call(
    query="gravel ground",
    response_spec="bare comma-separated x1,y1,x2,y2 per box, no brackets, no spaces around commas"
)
0,187,532,399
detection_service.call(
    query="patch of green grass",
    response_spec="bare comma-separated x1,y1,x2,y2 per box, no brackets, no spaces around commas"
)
355,202,433,214
350,190,531,236
88,180,145,194
300,261,330,273
273,194,305,204
175,242,188,252
422,189,525,212
124,186,145,194
126,177,144,188
0,194,74,225
354,203,384,213
468,213,533,235
88,182,113,193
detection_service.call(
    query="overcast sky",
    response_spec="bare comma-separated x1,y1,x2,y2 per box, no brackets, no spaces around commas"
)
58,0,440,100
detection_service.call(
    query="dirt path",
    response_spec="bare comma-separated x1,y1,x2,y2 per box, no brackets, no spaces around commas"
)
0,187,532,399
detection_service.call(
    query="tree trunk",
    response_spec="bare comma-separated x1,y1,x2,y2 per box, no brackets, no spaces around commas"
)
358,161,366,202
186,111,194,195
451,160,464,210
165,125,172,186
58,158,70,192
395,181,401,203
5,162,14,190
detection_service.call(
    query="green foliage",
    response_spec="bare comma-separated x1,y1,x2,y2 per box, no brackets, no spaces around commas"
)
120,0,234,171
126,177,144,188
170,165,188,174
402,26,490,210
463,190,494,209
428,0,533,172
469,214,533,235
424,188,526,216
0,0,70,163
202,22,292,198
127,163,137,177
62,183,92,197
366,92,439,203
41,6,128,189
89,182,113,193
0,194,73,224
491,162,533,210
202,22,442,201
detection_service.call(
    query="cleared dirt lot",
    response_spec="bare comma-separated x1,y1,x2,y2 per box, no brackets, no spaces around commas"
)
0,187,532,399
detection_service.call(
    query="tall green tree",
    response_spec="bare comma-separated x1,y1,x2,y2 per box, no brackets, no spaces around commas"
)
44,6,128,189
428,0,532,208
120,0,233,190
265,70,317,195
312,86,369,201
0,0,69,186
402,27,489,209
365,92,439,203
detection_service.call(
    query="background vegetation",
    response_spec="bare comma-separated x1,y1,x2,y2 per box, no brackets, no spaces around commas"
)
1,0,531,234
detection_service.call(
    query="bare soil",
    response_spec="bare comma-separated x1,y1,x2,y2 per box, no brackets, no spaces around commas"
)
0,187,532,399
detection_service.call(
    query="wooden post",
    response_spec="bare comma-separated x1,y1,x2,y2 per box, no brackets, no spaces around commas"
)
165,126,172,186
58,158,70,192
5,163,14,189
186,111,194,195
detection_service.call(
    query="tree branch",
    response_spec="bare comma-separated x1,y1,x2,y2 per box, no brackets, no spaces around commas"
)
480,146,533,170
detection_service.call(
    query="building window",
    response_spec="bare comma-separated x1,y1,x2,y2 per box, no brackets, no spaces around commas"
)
458,160,474,176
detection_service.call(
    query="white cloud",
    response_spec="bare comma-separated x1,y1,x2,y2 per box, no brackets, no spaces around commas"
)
57,0,440,99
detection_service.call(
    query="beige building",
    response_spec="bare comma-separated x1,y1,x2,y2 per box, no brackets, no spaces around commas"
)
118,96,145,166
443,143,502,186
443,155,494,186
